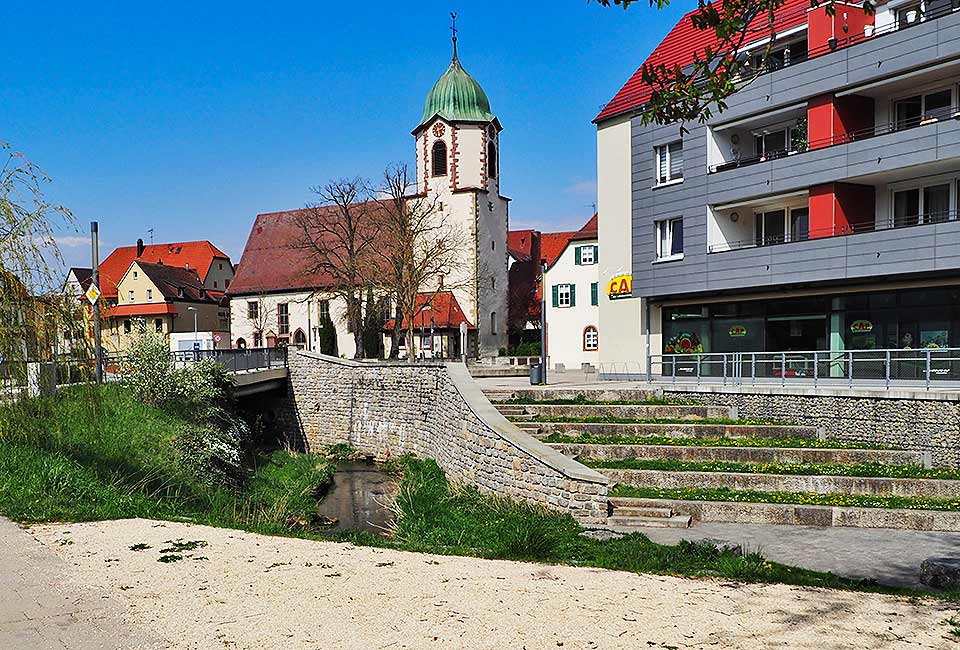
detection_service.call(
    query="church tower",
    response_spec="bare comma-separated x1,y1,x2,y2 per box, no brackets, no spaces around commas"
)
412,28,508,358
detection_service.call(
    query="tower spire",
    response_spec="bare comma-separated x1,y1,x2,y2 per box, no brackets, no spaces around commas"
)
450,12,459,62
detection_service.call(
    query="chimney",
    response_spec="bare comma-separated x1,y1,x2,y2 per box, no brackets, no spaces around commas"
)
136,238,145,257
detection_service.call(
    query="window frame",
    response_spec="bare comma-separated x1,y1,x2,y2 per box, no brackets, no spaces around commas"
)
247,301,259,321
557,284,572,308
654,217,684,262
654,141,684,186
277,302,290,335
583,326,599,351
577,245,596,265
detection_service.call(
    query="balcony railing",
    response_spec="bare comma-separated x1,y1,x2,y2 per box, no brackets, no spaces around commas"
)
709,104,960,174
707,210,960,253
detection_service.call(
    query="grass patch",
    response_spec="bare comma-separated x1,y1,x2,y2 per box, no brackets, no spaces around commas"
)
522,415,786,426
496,395,695,406
542,432,886,450
585,458,960,480
0,384,335,535
609,484,960,512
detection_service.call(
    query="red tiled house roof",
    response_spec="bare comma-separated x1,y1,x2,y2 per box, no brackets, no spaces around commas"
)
508,229,537,262
383,291,475,331
98,241,231,300
228,201,389,296
595,0,811,123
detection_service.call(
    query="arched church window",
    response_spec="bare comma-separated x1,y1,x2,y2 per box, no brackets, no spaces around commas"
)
487,141,498,179
432,141,448,177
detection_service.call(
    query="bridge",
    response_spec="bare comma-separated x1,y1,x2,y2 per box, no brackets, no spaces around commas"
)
172,348,289,397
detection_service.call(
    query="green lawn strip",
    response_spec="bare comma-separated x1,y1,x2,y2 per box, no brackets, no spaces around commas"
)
494,396,697,406
521,415,785,426
585,458,960,480
609,484,960,512
541,432,888,450
2,385,956,599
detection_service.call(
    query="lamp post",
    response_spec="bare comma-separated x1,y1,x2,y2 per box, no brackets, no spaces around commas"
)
540,259,548,386
187,307,198,359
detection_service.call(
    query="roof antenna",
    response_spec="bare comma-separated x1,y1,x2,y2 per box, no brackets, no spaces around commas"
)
147,228,154,245
450,12,458,62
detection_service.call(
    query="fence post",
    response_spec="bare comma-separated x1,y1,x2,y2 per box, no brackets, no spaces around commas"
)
722,353,727,385
848,351,853,388
751,353,756,386
926,348,931,390
696,355,702,385
885,350,891,389
813,351,819,387
647,354,653,383
781,353,786,387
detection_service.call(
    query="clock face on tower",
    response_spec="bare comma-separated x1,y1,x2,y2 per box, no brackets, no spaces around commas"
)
432,123,446,137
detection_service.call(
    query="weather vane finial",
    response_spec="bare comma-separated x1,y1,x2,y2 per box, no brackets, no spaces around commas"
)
450,12,459,61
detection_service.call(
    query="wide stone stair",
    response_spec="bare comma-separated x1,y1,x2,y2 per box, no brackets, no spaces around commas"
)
488,389,959,532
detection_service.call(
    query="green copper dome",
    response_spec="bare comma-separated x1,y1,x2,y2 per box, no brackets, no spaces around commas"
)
418,43,496,128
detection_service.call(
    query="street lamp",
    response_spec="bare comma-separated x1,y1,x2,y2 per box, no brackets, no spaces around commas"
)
186,307,198,357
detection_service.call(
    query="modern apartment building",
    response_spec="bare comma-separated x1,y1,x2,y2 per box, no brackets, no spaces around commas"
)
596,0,960,377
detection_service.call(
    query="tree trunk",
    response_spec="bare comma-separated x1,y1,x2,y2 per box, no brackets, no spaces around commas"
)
406,316,416,364
388,302,402,359
350,291,364,359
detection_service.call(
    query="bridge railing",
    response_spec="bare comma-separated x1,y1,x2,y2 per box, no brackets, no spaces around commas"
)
171,347,288,373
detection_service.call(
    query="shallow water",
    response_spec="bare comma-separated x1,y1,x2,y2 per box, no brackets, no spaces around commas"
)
314,461,398,536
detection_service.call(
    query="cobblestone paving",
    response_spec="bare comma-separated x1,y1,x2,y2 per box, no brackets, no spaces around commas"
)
0,518,159,650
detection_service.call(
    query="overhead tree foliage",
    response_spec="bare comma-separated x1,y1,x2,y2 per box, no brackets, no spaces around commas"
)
593,0,874,127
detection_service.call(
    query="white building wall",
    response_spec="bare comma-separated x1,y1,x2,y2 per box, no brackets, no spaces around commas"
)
229,291,356,357
596,115,645,373
544,240,600,371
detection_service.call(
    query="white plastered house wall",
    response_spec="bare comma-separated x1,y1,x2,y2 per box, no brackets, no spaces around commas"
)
544,238,600,371
229,291,356,358
596,114,648,374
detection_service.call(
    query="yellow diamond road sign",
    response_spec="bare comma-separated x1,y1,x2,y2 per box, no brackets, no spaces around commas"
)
85,284,102,306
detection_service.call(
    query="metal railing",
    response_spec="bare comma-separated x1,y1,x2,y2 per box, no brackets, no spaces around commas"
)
170,347,288,372
709,104,960,175
708,210,960,253
635,348,960,390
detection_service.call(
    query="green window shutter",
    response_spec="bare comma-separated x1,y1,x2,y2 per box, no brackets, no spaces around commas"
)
569,284,576,307
574,247,582,265
591,282,598,306
593,245,599,264
551,285,559,308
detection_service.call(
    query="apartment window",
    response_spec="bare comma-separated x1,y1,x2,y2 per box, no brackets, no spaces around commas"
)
154,318,162,333
247,301,259,320
583,326,599,351
146,289,153,301
894,184,951,227
750,38,807,71
575,245,597,265
318,300,330,322
590,282,599,306
754,128,791,159
895,89,953,129
552,284,575,308
219,263,223,270
655,218,684,260
123,319,132,334
253,331,263,348
655,141,683,184
790,208,810,242
213,281,218,289
225,279,230,289
133,271,138,279
277,303,290,335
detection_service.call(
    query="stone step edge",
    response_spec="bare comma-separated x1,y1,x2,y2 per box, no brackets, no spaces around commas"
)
547,443,926,465
606,515,692,529
607,496,960,532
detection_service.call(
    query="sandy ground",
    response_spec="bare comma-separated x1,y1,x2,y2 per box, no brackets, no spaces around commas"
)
30,519,957,650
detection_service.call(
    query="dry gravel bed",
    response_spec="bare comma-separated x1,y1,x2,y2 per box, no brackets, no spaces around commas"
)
31,519,957,649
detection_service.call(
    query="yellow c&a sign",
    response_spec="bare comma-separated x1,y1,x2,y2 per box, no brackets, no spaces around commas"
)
606,274,632,300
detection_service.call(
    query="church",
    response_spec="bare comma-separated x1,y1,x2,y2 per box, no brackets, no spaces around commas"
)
227,32,509,359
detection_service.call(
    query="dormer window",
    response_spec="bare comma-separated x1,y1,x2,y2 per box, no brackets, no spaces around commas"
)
432,141,448,177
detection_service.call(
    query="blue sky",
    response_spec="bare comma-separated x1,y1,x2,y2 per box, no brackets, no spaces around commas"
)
3,0,695,271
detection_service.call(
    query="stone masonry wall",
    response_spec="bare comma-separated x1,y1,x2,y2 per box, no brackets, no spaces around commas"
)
279,351,609,524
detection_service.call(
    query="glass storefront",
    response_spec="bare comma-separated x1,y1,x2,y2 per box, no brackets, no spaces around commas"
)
661,286,960,379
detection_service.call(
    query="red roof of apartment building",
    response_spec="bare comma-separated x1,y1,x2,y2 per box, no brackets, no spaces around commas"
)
228,201,389,296
383,291,475,331
508,229,537,262
595,0,811,123
98,241,230,299
103,303,179,318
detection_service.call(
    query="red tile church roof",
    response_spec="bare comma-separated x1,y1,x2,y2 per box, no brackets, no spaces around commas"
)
595,0,810,123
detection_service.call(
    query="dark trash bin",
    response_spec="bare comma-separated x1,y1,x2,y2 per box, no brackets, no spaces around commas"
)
529,364,542,385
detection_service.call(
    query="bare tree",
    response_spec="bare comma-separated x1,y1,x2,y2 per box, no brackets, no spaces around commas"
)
289,178,381,359
375,164,469,362
243,294,274,347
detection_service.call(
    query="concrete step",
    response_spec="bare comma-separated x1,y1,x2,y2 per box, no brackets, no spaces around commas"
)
495,405,528,416
483,390,517,402
550,443,926,467
515,404,732,420
607,514,692,529
610,505,675,518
